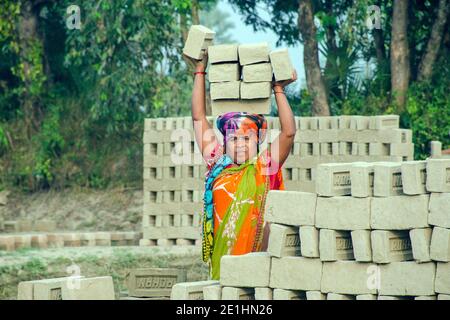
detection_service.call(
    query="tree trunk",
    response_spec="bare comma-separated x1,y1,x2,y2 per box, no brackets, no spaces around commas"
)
298,0,330,116
390,0,410,109
417,0,449,82
191,0,200,25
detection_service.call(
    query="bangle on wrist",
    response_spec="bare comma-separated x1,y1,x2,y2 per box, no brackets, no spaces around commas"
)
194,71,207,75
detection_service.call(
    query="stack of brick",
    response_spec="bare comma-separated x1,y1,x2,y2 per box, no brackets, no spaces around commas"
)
0,231,140,251
142,115,414,246
170,158,450,300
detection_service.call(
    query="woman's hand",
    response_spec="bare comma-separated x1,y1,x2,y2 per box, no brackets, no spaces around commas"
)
183,49,209,72
273,69,298,91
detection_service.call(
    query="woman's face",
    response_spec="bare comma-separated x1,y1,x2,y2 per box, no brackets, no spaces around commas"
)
225,129,259,164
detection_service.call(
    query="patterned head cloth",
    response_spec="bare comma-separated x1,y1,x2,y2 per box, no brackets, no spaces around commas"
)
216,112,267,146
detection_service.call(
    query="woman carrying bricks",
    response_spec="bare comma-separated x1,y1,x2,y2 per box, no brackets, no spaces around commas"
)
184,51,297,280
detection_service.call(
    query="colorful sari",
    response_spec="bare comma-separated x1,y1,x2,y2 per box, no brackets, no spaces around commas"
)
202,144,284,280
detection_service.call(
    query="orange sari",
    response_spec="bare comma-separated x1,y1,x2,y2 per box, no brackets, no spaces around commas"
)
204,144,284,279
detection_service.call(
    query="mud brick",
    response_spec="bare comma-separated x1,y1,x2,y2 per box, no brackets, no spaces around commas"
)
208,44,238,63
0,235,15,251
79,232,96,246
220,252,271,287
125,232,140,245
203,284,222,300
319,229,354,261
435,262,450,294
316,163,352,196
350,162,374,197
111,232,127,246
370,195,429,230
371,230,413,263
373,162,403,197
254,287,273,300
414,296,437,300
438,294,450,300
127,268,186,298
357,143,370,156
369,115,399,130
265,191,316,226
390,143,414,158
240,82,271,99
34,219,57,232
426,158,450,192
429,193,450,228
369,143,390,156
306,291,326,300
337,115,352,129
409,228,432,263
208,63,240,82
339,141,353,155
61,276,115,300
267,224,301,257
378,129,412,144
222,287,255,300
139,239,156,247
356,294,377,300
17,219,33,232
162,166,182,179
242,63,273,82
62,233,81,247
269,257,322,291
94,232,111,246
211,98,271,116
327,293,356,300
157,239,175,247
316,197,371,230
321,261,378,295
401,161,427,195
31,234,48,249
183,25,215,60
350,116,370,130
238,42,270,65
430,141,442,158
320,143,333,156
273,289,306,300
378,296,413,300
18,277,84,300
430,227,450,262
299,226,319,258
4,220,19,232
351,142,359,155
351,230,372,262
379,261,436,296
176,239,195,246
269,48,294,81
210,81,240,100
14,235,32,249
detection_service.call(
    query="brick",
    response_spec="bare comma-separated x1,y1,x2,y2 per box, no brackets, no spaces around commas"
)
319,229,354,261
401,161,427,195
428,193,450,228
17,219,33,232
265,191,316,226
435,262,450,294
379,262,436,296
350,162,374,197
316,196,371,230
254,287,273,300
267,224,301,258
0,235,15,251
242,63,273,82
430,141,442,157
338,116,352,129
426,158,450,192
415,296,437,300
327,293,356,300
410,228,432,263
210,81,240,100
438,294,450,300
240,82,271,99
270,257,322,291
127,268,186,297
369,143,390,156
80,233,96,246
139,239,156,247
373,162,403,197
4,220,19,232
238,43,270,65
34,219,57,232
211,98,271,116
61,276,115,300
208,44,238,63
269,49,294,81
208,63,240,82
111,232,127,246
221,287,255,300
378,295,413,300
183,25,215,60
371,230,413,263
299,226,319,258
95,232,111,246
203,284,222,300
220,252,271,287
273,289,306,300
321,261,377,295
430,227,450,262
62,233,81,247
316,163,352,196
14,235,32,249
18,277,84,300
171,280,219,300
351,230,372,262
306,291,326,300
31,234,48,249
369,115,399,130
350,116,370,130
356,294,377,300
370,195,429,230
